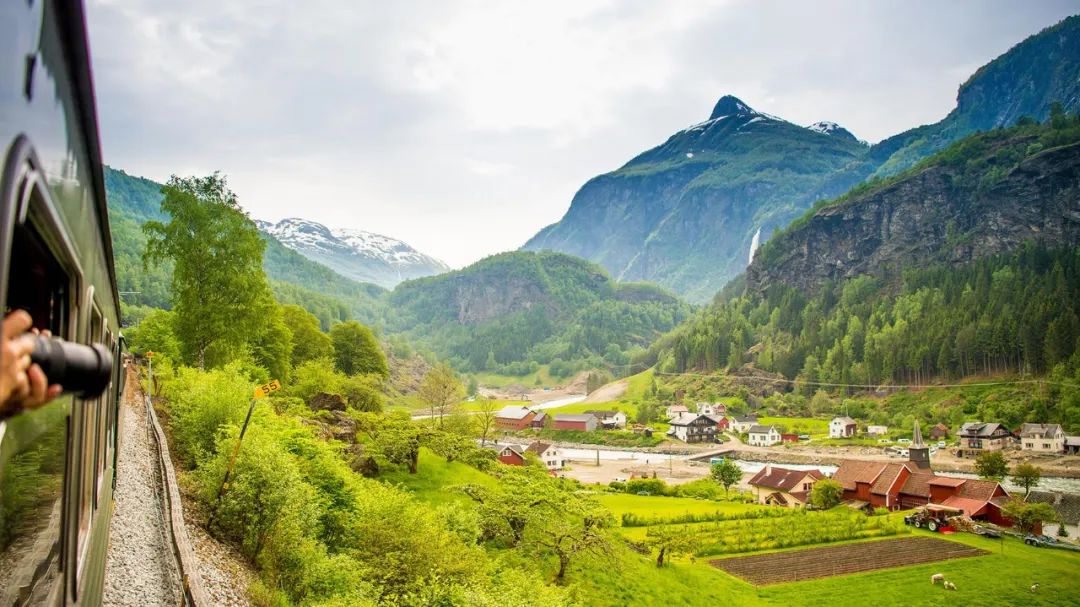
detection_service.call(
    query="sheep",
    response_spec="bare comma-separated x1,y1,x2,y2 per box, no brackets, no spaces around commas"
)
1030,583,1039,593
931,574,945,585
944,581,957,591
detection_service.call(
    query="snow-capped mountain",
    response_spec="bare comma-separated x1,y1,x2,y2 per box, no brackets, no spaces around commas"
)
807,121,862,143
256,217,449,288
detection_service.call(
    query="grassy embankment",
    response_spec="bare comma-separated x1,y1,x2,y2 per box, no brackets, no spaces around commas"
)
388,449,1080,607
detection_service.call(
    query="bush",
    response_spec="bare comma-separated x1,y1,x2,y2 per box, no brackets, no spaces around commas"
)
608,481,626,492
624,478,669,496
163,363,253,466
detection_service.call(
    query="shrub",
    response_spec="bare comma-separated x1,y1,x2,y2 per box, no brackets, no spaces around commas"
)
625,478,669,496
163,363,253,465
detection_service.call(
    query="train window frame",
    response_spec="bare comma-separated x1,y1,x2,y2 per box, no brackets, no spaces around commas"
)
0,137,84,605
75,287,99,577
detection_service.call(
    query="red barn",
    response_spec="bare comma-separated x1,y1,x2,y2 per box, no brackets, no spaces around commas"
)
780,433,799,443
497,445,525,466
553,414,597,431
495,406,536,431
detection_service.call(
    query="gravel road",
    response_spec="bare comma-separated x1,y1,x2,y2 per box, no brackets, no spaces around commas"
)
103,368,181,606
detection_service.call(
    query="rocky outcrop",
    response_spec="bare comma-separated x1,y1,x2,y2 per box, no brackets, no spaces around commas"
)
747,140,1080,295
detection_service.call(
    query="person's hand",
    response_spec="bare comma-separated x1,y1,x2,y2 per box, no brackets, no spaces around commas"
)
1,311,62,416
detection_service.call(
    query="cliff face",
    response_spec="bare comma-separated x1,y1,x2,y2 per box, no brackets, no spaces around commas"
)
746,139,1080,296
523,96,869,303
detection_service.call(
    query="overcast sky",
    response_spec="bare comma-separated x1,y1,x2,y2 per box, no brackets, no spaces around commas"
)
86,1,1078,268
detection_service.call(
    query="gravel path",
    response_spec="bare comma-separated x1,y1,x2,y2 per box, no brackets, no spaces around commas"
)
103,368,182,606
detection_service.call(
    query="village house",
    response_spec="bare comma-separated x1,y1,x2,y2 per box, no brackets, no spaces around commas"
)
709,415,731,432
497,445,525,466
666,404,689,418
1019,423,1066,453
525,441,565,470
494,406,536,431
730,415,759,433
697,402,727,417
829,416,858,438
747,424,781,447
585,410,627,429
749,465,824,507
832,422,1012,525
553,413,597,432
866,425,889,436
668,413,720,443
928,423,950,441
957,422,1014,457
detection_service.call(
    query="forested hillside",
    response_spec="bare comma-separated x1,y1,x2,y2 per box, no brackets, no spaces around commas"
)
388,251,692,375
649,119,1080,430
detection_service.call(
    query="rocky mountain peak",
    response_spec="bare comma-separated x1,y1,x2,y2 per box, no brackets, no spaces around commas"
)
808,121,860,143
710,95,754,120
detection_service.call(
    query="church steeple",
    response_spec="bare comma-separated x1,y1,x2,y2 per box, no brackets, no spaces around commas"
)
908,420,931,469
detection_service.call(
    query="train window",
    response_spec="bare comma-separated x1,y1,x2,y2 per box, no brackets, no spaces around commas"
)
0,220,73,604
76,303,102,565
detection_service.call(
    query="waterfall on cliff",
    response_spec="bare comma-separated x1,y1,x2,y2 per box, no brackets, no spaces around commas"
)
748,227,762,266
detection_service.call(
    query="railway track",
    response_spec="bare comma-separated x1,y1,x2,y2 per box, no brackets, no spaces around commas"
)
102,366,211,606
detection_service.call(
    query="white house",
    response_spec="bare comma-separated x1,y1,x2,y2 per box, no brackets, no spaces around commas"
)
585,410,627,429
866,425,889,436
747,424,781,447
525,441,565,469
1019,423,1066,453
829,416,857,438
667,413,720,443
730,415,759,433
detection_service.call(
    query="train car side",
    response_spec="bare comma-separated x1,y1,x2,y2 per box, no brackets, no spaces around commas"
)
0,1,123,605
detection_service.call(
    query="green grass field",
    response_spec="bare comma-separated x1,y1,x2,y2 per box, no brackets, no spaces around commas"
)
473,365,564,388
568,528,1080,606
597,493,763,519
757,416,829,434
381,447,496,504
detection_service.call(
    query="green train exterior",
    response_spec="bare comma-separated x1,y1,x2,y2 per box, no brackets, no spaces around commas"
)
0,1,125,605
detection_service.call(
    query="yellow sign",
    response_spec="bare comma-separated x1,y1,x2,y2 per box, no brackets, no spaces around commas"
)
145,351,155,358
253,379,282,399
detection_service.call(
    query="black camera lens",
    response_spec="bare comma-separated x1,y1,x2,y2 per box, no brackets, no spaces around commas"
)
29,336,113,398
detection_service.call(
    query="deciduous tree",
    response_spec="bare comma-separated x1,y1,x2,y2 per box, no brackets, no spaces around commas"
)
975,450,1009,482
810,479,843,509
420,363,464,424
330,321,388,379
474,396,499,446
1001,499,1058,533
1011,462,1042,498
281,305,332,367
710,460,742,495
144,173,276,369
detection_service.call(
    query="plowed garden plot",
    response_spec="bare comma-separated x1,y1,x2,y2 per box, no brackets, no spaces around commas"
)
710,536,986,585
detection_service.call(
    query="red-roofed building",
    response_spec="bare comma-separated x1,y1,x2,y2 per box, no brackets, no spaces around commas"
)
748,466,825,508
831,421,1012,525
497,445,525,466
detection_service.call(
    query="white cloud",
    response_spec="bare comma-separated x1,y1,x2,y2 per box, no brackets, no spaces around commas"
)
85,0,1079,268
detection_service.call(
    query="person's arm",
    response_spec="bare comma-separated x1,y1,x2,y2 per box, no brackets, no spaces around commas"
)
1,311,62,417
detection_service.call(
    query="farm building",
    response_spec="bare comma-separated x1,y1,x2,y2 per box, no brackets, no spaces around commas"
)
730,415,758,433
780,433,799,443
1068,436,1080,455
829,416,857,438
749,465,824,507
957,422,1014,457
866,425,888,436
747,425,781,447
529,411,547,429
525,441,565,469
1028,491,1080,537
668,413,720,443
553,414,597,431
832,425,1011,525
928,423,950,440
585,410,627,429
495,406,536,431
497,445,525,466
1019,423,1066,453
